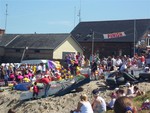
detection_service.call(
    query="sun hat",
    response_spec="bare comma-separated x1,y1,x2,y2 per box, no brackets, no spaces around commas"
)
125,82,130,87
115,88,119,91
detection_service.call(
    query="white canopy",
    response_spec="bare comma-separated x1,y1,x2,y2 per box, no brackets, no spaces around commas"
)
21,60,48,64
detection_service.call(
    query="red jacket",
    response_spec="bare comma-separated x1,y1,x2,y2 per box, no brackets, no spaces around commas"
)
40,77,50,84
33,85,39,93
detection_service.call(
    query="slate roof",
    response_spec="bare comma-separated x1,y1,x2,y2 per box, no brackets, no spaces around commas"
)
0,34,18,46
71,19,150,43
0,33,70,49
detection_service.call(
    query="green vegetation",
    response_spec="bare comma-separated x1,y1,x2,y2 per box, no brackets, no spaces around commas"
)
106,91,150,113
133,91,150,113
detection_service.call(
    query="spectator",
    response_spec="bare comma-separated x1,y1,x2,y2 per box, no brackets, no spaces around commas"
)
133,86,145,96
9,71,15,81
4,73,9,86
8,109,16,113
126,82,134,96
91,61,97,80
84,58,90,68
72,94,93,113
106,92,116,110
116,88,126,98
92,89,106,113
114,96,137,113
39,77,51,97
33,82,39,99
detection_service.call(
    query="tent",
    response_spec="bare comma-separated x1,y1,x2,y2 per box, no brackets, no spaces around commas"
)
21,60,48,64
15,82,31,91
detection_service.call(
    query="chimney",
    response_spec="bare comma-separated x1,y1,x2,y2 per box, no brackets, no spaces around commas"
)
0,29,5,35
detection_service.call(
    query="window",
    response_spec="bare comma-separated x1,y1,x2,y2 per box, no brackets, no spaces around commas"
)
34,50,40,53
148,38,150,46
62,52,75,59
16,49,20,52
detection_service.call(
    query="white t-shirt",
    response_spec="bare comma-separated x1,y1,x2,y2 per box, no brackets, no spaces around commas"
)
80,101,93,113
108,98,116,108
94,96,107,113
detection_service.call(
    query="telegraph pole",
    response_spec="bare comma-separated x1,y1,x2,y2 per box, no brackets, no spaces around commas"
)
78,0,81,23
91,31,94,62
5,4,8,32
134,19,136,56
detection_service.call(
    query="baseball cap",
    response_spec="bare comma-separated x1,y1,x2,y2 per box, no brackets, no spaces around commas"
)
92,89,100,95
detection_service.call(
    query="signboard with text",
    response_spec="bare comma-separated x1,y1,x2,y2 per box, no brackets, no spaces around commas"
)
103,32,126,39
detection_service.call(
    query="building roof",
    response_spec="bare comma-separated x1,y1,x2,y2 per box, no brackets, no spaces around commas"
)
71,19,150,43
0,34,18,46
0,33,70,49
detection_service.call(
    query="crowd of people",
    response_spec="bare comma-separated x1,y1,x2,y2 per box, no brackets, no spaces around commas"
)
0,52,149,113
68,53,149,113
90,53,148,80
72,82,146,113
0,52,148,86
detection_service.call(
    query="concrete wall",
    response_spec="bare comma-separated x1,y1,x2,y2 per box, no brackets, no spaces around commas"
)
3,48,53,63
81,42,132,58
0,47,4,56
0,47,5,63
53,36,83,59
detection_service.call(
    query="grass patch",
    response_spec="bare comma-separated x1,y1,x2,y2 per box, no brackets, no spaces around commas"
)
106,91,150,113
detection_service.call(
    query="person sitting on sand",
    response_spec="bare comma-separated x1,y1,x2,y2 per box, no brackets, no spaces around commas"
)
8,109,16,113
114,96,137,113
126,82,134,96
92,89,106,113
133,86,145,96
106,92,116,110
116,88,126,98
72,94,93,113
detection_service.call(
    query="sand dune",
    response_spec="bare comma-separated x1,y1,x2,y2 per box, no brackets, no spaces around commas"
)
0,80,150,113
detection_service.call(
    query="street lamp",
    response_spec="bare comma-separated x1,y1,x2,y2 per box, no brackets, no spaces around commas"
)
20,46,28,63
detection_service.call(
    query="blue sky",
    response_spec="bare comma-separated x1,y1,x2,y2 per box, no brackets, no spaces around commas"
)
0,0,150,34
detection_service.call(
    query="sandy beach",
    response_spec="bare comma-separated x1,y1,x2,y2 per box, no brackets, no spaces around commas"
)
0,79,150,113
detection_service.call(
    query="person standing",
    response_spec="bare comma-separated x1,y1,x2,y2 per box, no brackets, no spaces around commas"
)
39,76,51,97
33,82,39,99
91,61,97,80
4,73,9,86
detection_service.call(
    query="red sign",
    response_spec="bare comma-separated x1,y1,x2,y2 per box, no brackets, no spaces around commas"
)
103,32,126,39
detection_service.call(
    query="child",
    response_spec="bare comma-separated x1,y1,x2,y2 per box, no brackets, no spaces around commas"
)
33,82,39,99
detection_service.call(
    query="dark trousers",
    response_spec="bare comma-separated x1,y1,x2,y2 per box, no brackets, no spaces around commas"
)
44,84,50,97
33,92,38,98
